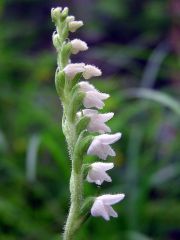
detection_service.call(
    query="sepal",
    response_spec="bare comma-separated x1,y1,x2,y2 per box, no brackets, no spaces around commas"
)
73,131,93,172
55,68,65,97
60,7,69,20
76,116,90,135
61,42,72,68
80,197,94,217
68,90,85,122
70,73,83,89
52,32,61,50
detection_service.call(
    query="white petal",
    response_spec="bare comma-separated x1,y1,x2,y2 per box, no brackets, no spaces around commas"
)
91,200,110,221
95,91,110,100
64,63,85,79
69,20,83,32
96,133,122,145
98,194,125,205
66,15,75,22
78,81,95,92
71,39,88,54
106,205,118,218
92,162,114,171
82,109,98,115
83,91,105,109
80,110,113,133
106,145,116,157
100,172,112,182
87,122,111,133
83,65,102,79
98,112,114,122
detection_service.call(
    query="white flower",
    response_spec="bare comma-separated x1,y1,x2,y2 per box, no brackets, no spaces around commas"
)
68,20,83,32
87,162,114,185
77,109,114,133
71,39,88,54
82,65,102,79
64,63,85,79
87,133,121,160
79,81,109,109
91,194,125,221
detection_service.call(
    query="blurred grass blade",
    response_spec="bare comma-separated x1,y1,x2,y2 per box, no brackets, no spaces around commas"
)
122,88,180,116
127,231,152,240
26,134,41,183
150,163,180,186
141,41,169,88
126,126,143,230
0,130,7,152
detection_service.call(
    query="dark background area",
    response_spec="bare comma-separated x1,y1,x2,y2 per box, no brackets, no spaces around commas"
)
0,0,179,239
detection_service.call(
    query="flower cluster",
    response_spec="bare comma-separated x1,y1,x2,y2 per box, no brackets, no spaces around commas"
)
51,6,125,238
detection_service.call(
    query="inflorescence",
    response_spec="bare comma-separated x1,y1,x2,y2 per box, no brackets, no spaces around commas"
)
51,6,125,239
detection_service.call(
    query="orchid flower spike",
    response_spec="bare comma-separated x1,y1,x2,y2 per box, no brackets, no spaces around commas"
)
77,109,114,133
87,133,121,160
51,6,125,238
87,162,114,185
70,39,88,54
91,194,125,221
79,81,109,109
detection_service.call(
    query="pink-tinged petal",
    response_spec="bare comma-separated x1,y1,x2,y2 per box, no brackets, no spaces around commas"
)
97,133,122,145
98,194,125,205
91,200,110,221
106,206,118,218
79,81,95,92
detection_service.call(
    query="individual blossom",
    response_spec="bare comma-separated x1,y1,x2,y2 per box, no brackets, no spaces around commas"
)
77,109,114,133
64,63,85,79
87,133,121,160
91,194,125,221
82,65,102,79
68,20,83,32
70,39,88,54
86,162,114,185
78,81,109,109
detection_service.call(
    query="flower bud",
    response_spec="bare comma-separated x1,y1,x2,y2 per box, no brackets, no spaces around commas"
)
61,7,69,19
52,32,61,49
69,21,83,32
66,15,75,22
51,7,62,22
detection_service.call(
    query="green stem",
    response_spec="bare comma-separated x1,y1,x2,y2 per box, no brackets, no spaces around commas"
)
63,169,83,240
62,104,83,240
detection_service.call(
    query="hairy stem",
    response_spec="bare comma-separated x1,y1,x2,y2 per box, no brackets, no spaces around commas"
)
62,104,83,240
63,169,83,240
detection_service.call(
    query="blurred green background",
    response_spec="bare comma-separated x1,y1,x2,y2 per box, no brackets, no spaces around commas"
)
0,0,180,239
